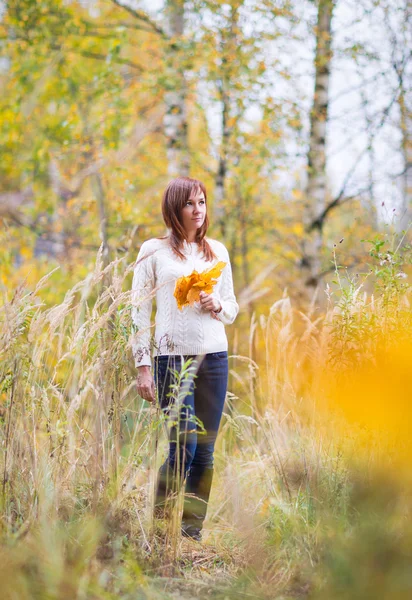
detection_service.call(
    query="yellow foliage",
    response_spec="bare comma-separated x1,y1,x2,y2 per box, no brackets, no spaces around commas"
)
291,189,304,200
292,223,304,236
20,245,32,259
174,261,226,310
321,331,412,470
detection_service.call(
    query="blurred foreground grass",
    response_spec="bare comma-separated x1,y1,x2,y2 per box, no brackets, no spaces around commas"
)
1,234,412,599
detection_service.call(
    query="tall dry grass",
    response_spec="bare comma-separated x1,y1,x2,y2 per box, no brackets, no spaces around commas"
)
1,234,412,599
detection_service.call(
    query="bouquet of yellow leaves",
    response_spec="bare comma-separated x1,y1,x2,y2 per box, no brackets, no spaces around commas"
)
174,261,227,310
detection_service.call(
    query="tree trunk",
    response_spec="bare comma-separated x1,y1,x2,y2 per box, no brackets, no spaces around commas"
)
213,4,240,236
397,82,412,234
301,0,335,291
359,81,378,229
163,0,189,177
215,74,230,236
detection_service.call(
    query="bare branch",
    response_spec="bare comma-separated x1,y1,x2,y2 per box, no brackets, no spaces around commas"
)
307,191,363,233
307,81,404,233
110,0,168,39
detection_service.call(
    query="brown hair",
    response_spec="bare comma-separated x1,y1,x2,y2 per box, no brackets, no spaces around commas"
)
160,176,217,261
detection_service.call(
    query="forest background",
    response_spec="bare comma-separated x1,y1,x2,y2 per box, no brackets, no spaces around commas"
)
1,0,412,599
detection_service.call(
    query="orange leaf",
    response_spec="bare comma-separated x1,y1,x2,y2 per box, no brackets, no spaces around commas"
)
174,261,227,310
187,287,201,305
174,274,194,309
202,261,226,281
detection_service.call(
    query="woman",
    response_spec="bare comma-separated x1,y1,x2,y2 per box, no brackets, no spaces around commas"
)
131,176,239,541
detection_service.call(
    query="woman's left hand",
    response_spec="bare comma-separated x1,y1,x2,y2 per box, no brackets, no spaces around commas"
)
199,291,221,314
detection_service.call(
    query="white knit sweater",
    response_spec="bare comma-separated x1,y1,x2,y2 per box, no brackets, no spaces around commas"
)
131,237,239,368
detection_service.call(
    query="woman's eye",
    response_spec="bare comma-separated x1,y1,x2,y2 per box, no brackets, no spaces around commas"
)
185,199,205,206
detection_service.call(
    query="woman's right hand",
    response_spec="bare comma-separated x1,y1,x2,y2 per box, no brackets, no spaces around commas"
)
136,366,155,402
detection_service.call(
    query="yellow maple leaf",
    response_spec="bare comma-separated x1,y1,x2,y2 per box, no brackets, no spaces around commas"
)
174,261,227,310
174,273,197,310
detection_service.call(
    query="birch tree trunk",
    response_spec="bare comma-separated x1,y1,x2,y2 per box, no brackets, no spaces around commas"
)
381,0,412,235
214,2,240,235
398,85,412,234
215,75,230,235
301,0,335,291
163,0,189,177
394,3,412,236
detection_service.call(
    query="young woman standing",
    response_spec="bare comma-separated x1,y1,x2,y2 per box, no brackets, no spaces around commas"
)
131,176,238,541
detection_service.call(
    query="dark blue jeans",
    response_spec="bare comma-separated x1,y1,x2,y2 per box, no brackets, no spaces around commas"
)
153,351,228,535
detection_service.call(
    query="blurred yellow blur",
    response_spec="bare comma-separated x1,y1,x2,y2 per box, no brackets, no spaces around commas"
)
322,330,412,471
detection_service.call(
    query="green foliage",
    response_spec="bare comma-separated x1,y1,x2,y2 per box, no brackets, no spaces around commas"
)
365,234,412,304
326,231,412,369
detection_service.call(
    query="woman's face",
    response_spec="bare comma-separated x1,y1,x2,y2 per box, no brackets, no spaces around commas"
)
181,188,206,236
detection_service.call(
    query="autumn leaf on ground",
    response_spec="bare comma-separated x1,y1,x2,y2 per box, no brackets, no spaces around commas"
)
174,261,226,310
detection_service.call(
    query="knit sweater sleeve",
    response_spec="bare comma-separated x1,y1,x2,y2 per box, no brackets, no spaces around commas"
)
131,240,156,368
215,246,239,325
